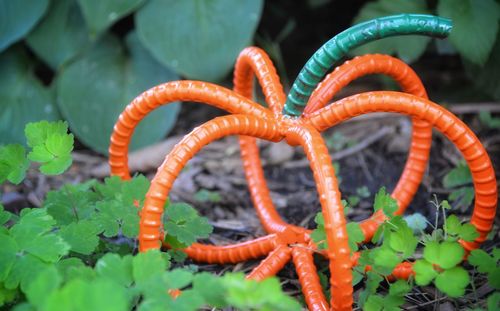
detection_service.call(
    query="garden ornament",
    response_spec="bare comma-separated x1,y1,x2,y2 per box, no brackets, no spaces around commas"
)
109,14,497,311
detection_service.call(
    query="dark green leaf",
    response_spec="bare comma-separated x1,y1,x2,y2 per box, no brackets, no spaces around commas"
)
56,32,180,154
136,0,263,81
77,0,145,36
438,0,500,65
164,203,213,246
0,48,59,144
0,144,30,184
449,187,475,210
59,220,102,255
443,161,472,188
26,0,89,69
0,0,49,51
468,249,496,273
465,35,500,100
44,183,99,226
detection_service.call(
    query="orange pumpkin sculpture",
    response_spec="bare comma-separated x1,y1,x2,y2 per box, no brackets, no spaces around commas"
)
109,14,497,311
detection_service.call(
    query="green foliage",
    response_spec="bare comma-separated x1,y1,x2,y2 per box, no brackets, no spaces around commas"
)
163,203,213,247
0,121,74,185
468,248,500,289
221,273,302,311
25,120,74,175
0,48,59,144
136,0,263,81
26,0,89,70
437,0,500,65
0,0,49,51
352,0,431,63
56,32,180,154
414,241,469,297
443,161,474,210
1,0,265,152
373,187,399,217
466,36,500,100
0,144,30,184
480,111,500,129
76,0,145,37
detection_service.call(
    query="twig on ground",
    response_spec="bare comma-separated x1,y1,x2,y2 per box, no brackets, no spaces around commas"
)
284,126,395,169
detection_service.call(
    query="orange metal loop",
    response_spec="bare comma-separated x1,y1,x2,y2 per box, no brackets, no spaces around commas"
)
305,91,497,250
234,47,290,233
139,114,283,251
109,81,271,180
305,54,432,240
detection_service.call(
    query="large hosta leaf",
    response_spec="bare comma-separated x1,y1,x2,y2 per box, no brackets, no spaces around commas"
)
351,0,431,63
0,48,60,144
0,0,49,52
438,0,500,65
56,32,180,154
77,0,145,37
26,0,90,70
136,0,263,81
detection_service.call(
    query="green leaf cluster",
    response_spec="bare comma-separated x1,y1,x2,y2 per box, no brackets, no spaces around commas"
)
468,248,500,290
4,244,300,311
414,241,470,297
0,121,74,185
163,203,213,248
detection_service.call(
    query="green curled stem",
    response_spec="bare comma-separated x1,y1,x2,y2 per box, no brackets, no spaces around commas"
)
283,14,452,116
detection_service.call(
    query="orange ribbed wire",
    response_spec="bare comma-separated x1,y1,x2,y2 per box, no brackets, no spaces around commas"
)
109,81,271,180
305,54,432,241
285,124,352,310
305,91,497,250
139,114,283,251
246,244,292,281
233,47,290,234
183,234,280,264
292,246,329,311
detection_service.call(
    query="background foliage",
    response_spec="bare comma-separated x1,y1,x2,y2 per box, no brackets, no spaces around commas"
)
1,0,499,154
0,0,263,153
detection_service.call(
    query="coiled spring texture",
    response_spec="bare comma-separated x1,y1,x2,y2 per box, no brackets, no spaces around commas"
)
109,15,497,311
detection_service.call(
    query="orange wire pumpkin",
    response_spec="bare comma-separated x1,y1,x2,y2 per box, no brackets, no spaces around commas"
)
109,15,497,311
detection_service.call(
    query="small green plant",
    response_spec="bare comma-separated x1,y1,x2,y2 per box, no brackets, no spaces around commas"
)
0,120,74,184
443,161,474,210
0,121,300,310
310,186,492,310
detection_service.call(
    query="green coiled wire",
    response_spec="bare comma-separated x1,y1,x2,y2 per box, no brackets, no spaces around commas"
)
283,14,453,116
